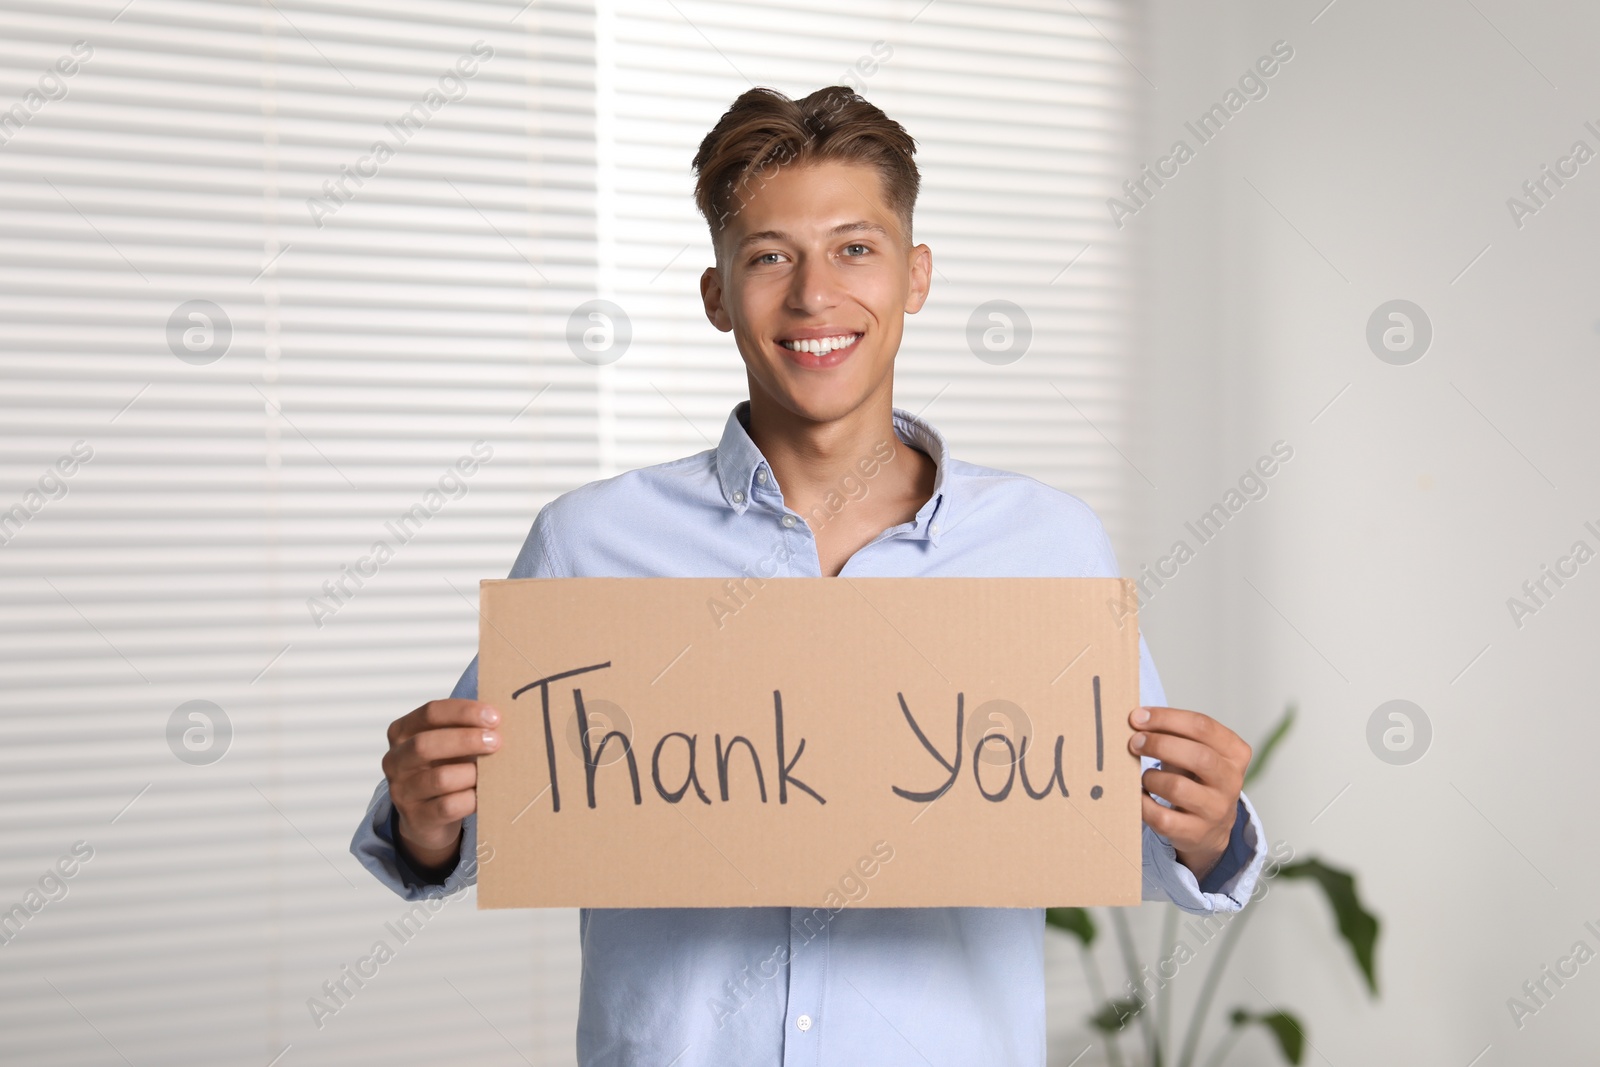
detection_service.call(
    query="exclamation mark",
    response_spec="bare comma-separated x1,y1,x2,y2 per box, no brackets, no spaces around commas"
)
1090,675,1104,800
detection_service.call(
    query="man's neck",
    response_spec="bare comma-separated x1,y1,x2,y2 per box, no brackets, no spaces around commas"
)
743,386,933,524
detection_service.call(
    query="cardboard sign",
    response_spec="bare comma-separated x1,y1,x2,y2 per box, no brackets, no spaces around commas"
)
475,577,1141,909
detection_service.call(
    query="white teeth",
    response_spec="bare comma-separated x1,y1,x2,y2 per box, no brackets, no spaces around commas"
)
781,333,860,354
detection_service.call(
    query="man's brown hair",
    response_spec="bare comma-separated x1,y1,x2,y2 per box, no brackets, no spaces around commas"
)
691,85,920,259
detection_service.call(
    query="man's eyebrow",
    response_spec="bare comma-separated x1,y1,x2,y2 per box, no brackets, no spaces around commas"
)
735,221,891,250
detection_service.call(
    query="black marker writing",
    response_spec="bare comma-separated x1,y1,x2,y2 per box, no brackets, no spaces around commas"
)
892,680,1100,804
1093,674,1104,772
1090,674,1104,800
974,735,1015,801
774,691,825,805
510,667,826,810
1018,735,1068,799
511,661,613,813
577,688,640,808
714,733,767,802
890,691,963,802
652,732,710,804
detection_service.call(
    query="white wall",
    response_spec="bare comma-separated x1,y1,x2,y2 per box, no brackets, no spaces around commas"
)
1125,1,1599,1063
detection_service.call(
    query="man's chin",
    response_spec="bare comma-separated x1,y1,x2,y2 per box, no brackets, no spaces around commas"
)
755,379,875,428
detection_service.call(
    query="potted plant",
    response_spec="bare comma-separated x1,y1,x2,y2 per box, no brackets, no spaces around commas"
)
1046,705,1380,1065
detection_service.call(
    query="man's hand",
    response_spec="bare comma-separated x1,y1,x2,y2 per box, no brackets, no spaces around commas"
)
382,699,501,873
1127,706,1251,883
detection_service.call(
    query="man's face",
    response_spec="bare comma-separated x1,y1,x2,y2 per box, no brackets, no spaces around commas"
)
701,160,932,426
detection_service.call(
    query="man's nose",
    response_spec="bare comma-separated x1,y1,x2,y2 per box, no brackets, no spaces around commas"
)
787,253,843,313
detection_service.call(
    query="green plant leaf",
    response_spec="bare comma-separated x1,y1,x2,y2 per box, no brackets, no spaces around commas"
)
1278,858,1380,995
1045,906,1096,947
1090,995,1145,1033
1244,704,1296,787
1228,1008,1306,1064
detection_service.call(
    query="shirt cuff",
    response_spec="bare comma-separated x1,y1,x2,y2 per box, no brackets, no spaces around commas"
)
1141,783,1267,915
349,778,480,901
1196,799,1253,894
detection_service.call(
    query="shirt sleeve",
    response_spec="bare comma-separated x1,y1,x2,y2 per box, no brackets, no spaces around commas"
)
1197,799,1256,893
349,501,563,900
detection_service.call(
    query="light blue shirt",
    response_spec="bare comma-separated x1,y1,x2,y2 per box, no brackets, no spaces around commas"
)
352,400,1269,1066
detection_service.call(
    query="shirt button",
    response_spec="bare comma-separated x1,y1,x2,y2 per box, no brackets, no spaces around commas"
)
796,1014,812,1032
732,490,745,505
930,522,939,536
781,514,796,528
756,469,768,484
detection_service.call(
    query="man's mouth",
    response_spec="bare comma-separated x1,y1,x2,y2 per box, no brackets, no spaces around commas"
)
777,332,863,357
774,334,864,371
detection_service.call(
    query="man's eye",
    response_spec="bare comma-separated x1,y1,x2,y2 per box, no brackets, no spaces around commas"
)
843,243,870,257
754,252,783,265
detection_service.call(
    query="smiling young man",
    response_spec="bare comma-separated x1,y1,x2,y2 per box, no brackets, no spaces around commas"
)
353,85,1267,1065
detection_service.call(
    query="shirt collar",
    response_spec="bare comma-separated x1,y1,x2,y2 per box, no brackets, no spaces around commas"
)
714,400,951,545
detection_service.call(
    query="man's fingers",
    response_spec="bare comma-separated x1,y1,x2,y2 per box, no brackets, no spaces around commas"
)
1140,792,1207,846
408,725,500,764
388,699,500,747
1129,730,1225,784
1141,768,1229,823
1128,706,1247,871
1151,762,1202,783
382,727,498,783
394,761,479,805
382,698,499,856
1128,706,1251,762
409,788,477,827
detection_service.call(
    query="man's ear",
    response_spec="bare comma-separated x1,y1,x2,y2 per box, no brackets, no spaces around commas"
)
903,243,933,315
700,265,734,332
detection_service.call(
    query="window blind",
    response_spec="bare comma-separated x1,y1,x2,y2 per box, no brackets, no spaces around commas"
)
1,2,595,1064
0,1,1144,1064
